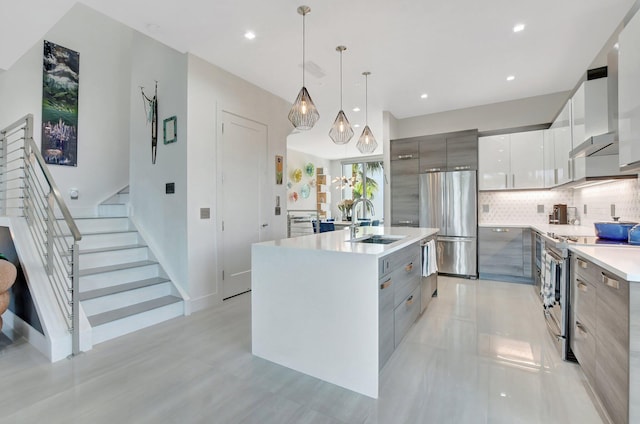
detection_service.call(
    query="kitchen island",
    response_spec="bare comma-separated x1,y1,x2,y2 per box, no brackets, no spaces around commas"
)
251,226,438,398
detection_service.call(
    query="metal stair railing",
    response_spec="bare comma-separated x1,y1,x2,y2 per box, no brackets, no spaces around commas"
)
0,114,82,356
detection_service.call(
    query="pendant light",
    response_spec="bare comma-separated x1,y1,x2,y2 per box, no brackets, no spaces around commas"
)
288,5,319,130
329,46,354,144
356,71,378,154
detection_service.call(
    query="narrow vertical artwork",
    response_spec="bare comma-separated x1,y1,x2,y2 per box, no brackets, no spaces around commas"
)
276,155,283,184
41,40,79,166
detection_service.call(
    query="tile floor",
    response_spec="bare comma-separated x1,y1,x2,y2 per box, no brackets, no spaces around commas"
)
0,277,603,423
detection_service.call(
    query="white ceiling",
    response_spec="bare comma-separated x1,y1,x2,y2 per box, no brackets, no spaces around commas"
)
1,0,636,159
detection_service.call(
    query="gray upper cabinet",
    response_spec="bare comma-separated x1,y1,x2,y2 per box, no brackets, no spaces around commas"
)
390,140,419,161
419,136,446,172
446,133,478,170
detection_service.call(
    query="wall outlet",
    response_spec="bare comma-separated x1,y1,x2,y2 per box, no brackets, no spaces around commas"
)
200,208,210,219
537,204,544,213
482,204,489,213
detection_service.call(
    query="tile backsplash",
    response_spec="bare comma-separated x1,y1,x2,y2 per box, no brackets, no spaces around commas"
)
479,177,640,225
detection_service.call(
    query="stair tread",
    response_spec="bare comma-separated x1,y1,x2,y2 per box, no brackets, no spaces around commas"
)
79,243,148,255
60,229,138,237
79,277,170,301
57,216,129,220
79,260,158,276
88,295,181,327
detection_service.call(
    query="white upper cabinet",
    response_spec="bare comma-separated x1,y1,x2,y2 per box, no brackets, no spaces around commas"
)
479,130,544,190
510,130,545,189
619,8,640,169
478,135,510,190
547,100,573,186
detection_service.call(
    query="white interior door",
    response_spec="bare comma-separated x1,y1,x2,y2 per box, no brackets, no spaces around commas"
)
221,112,267,300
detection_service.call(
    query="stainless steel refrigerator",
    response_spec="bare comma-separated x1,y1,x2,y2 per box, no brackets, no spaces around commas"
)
419,170,477,278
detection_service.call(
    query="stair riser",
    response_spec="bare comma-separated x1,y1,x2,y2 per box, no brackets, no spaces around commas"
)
91,301,183,345
78,232,141,250
82,283,172,316
79,247,150,269
80,265,161,291
98,204,128,217
73,217,130,233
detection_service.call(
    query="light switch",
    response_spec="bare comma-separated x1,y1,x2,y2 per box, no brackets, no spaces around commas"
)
482,204,489,213
200,208,210,219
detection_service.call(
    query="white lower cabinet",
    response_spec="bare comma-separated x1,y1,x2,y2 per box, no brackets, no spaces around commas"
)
479,130,544,190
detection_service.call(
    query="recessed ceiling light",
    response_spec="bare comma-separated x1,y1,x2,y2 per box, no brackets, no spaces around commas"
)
354,124,361,128
420,93,428,99
506,75,515,81
513,23,525,33
244,31,256,40
352,107,360,112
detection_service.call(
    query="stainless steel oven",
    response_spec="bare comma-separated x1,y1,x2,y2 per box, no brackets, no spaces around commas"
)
540,240,572,360
534,232,543,296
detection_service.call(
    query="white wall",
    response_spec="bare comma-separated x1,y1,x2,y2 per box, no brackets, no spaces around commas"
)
128,32,189,297
186,54,291,311
388,92,570,141
0,4,132,215
286,149,331,211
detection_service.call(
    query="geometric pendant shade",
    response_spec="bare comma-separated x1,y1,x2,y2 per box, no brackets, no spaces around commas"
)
356,71,378,154
356,124,377,154
289,86,320,130
288,5,319,130
329,45,353,144
329,109,354,144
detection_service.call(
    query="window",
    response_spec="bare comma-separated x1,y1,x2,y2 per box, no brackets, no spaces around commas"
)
338,159,384,223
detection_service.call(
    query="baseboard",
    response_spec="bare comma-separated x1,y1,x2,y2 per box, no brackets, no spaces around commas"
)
2,310,51,360
188,292,222,313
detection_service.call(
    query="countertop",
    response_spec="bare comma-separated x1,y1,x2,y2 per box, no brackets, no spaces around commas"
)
569,245,640,282
254,226,438,257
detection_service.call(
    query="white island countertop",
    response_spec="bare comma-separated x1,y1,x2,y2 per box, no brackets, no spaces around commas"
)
255,226,438,256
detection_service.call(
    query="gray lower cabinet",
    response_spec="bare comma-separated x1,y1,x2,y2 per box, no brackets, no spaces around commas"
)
378,242,423,369
571,255,629,424
479,227,533,283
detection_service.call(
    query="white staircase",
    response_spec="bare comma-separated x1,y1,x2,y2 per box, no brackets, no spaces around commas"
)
66,187,183,346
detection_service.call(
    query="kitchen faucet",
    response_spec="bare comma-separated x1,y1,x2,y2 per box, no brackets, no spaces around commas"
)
350,198,375,239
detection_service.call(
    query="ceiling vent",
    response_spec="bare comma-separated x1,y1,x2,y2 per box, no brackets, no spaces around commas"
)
301,60,326,79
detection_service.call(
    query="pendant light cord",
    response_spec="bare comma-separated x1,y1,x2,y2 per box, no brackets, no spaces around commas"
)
302,12,306,88
365,74,368,124
339,50,343,110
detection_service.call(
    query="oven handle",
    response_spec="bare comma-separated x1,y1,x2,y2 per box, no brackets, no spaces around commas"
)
544,248,564,263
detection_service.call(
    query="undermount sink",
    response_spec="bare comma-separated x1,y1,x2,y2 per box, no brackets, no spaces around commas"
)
349,235,406,244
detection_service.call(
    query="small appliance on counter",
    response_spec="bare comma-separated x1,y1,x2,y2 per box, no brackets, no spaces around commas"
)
548,204,568,224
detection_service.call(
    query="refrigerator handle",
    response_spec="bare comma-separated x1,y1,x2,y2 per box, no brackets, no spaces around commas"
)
438,236,475,242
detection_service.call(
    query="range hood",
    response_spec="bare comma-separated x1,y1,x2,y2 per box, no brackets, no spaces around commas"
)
553,154,637,190
570,131,617,158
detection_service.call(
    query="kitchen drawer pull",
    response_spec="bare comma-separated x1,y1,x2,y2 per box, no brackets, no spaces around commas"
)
406,295,414,306
602,273,620,289
425,167,441,172
454,165,471,170
577,280,588,292
576,258,588,269
492,228,509,232
512,174,515,187
397,154,414,160
398,220,414,224
380,279,392,290
405,262,413,272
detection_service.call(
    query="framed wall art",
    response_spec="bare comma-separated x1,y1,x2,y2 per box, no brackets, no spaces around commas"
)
163,116,177,144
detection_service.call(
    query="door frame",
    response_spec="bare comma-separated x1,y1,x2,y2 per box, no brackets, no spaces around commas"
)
216,109,269,301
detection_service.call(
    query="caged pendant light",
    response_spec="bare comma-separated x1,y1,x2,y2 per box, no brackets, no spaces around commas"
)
288,5,320,130
356,71,378,154
329,46,354,145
